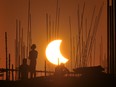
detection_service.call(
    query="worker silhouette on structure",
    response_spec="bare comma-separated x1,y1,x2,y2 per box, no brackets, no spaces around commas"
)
19,58,29,80
29,44,38,78
55,63,69,77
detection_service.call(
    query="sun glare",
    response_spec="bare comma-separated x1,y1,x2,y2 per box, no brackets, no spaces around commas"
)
45,40,68,65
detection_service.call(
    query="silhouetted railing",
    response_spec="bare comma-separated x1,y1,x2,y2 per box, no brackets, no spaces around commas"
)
0,68,80,81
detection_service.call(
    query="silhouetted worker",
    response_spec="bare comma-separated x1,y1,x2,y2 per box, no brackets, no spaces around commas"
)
29,44,38,78
19,58,29,80
55,63,69,77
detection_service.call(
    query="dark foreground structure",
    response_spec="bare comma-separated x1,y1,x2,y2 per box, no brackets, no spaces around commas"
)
0,74,115,87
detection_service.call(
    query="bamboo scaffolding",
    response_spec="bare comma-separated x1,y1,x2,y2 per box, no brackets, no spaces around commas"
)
44,61,46,77
46,13,49,42
52,21,55,40
73,36,76,69
18,20,21,66
82,6,96,66
55,0,58,38
27,0,31,58
75,36,79,68
29,13,32,47
57,8,60,38
85,18,87,41
107,0,110,73
99,36,103,65
14,0,33,80
5,32,8,80
69,16,73,70
87,3,104,67
8,54,11,80
89,45,92,66
12,64,14,81
93,38,96,66
15,19,18,69
77,5,82,67
21,28,23,60
113,0,116,76
49,15,51,41
81,3,85,67
15,19,18,80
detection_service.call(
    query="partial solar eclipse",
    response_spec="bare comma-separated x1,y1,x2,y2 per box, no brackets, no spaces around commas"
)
45,40,68,65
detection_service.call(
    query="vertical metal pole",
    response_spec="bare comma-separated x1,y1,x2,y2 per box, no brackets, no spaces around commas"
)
46,13,49,42
12,64,14,81
112,0,116,77
45,60,46,77
57,8,60,38
29,13,32,47
55,0,58,38
109,3,114,76
49,15,51,41
69,16,72,70
9,54,11,80
15,19,18,80
18,20,21,67
107,0,110,74
5,32,8,80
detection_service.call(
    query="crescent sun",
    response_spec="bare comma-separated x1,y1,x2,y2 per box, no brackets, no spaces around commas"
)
45,40,68,65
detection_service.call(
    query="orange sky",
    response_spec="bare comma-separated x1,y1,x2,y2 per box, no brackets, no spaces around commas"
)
0,0,107,71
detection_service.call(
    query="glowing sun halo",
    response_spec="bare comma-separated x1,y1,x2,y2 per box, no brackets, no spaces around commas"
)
45,40,68,65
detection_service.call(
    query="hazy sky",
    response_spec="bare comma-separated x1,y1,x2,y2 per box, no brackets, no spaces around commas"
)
0,0,107,71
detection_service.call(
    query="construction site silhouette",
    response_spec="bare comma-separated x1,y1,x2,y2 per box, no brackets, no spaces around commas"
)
0,0,115,87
